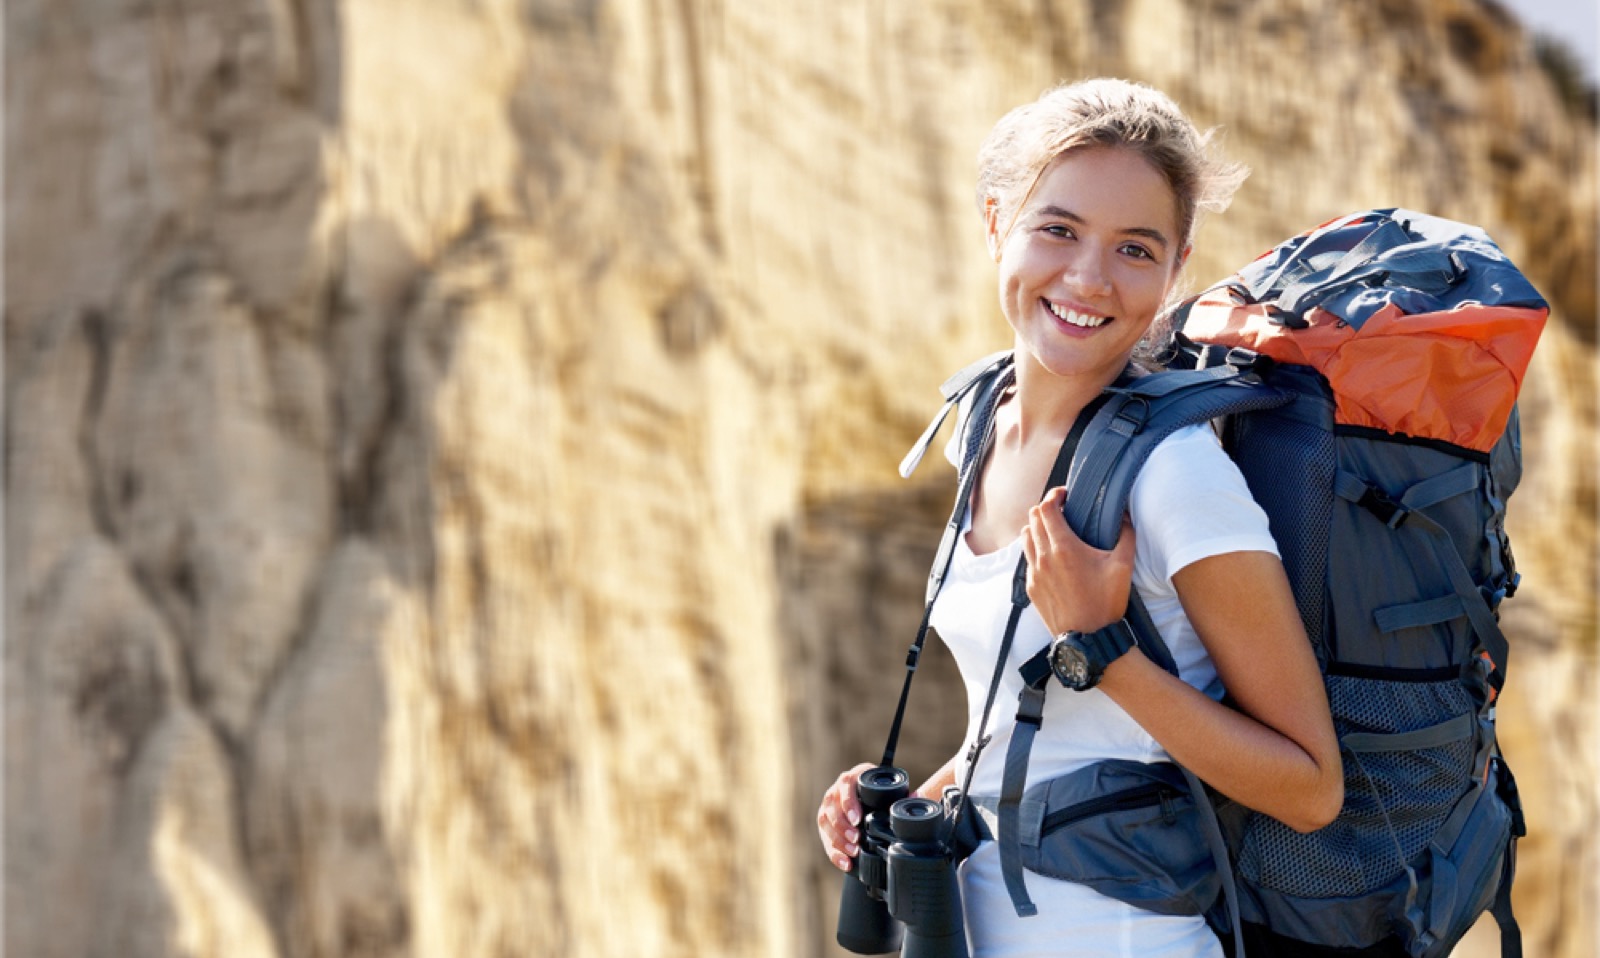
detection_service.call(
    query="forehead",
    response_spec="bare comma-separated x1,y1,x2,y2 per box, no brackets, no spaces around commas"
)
1023,146,1179,237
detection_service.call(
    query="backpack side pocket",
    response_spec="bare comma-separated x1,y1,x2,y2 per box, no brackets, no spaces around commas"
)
1020,760,1221,920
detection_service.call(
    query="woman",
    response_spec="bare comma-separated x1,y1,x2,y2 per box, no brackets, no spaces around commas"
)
816,78,1343,957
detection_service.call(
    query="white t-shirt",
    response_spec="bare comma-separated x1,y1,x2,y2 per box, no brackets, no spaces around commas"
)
930,422,1279,957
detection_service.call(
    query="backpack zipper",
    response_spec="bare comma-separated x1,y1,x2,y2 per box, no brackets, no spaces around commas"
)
1039,783,1183,837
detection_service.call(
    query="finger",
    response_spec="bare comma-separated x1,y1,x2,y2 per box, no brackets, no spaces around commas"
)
840,782,861,827
819,797,842,835
839,764,871,825
1021,522,1036,567
816,806,859,869
823,798,860,848
818,825,853,871
819,812,857,855
1034,490,1070,554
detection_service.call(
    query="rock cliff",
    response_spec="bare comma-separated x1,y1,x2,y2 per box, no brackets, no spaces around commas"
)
6,2,1595,957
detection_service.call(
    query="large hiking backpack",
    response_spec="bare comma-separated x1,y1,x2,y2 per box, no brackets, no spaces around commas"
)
898,209,1545,957
1160,209,1545,957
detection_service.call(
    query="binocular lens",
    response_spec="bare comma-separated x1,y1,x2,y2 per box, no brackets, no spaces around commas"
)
891,797,945,844
857,767,911,809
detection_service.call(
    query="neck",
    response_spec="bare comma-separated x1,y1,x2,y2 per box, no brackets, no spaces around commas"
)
1008,349,1130,445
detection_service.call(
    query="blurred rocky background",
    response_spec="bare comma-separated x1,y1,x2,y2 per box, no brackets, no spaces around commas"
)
5,1,1595,956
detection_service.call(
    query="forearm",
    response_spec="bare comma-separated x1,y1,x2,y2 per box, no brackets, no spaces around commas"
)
1097,652,1343,832
916,753,961,800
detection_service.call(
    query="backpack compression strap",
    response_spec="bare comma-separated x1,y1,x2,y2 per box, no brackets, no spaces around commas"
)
1332,465,1511,692
1331,464,1523,956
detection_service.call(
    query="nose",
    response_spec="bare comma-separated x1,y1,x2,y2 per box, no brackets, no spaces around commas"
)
1063,247,1114,298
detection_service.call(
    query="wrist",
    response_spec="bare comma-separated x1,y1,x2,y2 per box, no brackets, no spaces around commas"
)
1049,619,1138,691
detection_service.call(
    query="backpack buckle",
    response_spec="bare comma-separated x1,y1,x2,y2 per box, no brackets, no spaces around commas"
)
1357,484,1410,528
1015,686,1046,727
1265,304,1311,330
1223,346,1275,382
1110,395,1151,436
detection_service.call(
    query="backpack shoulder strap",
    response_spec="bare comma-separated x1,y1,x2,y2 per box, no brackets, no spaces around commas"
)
1061,365,1293,551
1012,363,1291,958
899,350,1013,479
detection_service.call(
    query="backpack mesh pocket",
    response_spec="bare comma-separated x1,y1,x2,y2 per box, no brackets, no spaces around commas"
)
1238,673,1476,899
1227,386,1336,652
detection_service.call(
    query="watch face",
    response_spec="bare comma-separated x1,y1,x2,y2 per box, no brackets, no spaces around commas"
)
1051,641,1092,690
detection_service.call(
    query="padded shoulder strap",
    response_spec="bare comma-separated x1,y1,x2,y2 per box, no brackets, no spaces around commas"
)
1042,366,1286,958
1060,366,1292,551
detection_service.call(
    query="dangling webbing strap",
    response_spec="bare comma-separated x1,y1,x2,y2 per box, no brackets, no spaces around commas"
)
1491,839,1522,957
1492,758,1525,958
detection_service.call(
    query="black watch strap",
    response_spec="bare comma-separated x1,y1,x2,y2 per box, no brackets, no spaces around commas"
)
1068,618,1138,671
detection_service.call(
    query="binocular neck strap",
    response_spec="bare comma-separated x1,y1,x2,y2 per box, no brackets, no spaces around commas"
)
879,376,1006,769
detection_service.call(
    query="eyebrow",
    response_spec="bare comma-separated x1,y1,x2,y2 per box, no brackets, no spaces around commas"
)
1033,205,1172,252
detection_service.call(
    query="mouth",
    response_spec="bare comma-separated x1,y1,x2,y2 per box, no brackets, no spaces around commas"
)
1044,299,1114,329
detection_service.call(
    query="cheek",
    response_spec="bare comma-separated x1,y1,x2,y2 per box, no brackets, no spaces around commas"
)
996,262,1028,311
1125,267,1178,313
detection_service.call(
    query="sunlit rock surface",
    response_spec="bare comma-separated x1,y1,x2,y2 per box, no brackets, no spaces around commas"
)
6,2,1595,956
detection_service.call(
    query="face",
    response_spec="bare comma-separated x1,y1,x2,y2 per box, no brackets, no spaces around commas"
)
987,146,1188,385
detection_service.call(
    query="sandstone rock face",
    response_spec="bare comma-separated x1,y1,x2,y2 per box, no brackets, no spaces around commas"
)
6,2,1595,958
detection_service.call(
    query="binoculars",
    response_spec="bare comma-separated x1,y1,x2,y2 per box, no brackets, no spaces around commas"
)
835,765,968,958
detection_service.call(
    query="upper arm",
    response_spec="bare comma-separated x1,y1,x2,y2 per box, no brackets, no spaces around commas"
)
1131,424,1339,772
1171,551,1338,763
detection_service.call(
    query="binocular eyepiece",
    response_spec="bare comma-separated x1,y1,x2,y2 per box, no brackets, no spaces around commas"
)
835,766,968,958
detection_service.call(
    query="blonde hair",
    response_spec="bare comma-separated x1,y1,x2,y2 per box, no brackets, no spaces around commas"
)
976,78,1247,253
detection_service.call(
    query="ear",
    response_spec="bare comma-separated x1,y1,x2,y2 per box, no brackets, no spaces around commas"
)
1177,244,1193,270
984,197,1002,261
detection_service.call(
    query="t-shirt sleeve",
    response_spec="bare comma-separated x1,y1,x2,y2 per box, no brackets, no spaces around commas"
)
1128,423,1280,592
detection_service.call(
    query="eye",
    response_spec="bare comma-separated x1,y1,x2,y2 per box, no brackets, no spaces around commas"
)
1119,242,1156,261
1042,224,1076,239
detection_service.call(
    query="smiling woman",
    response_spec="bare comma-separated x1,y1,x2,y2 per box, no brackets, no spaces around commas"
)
985,147,1183,394
816,79,1344,958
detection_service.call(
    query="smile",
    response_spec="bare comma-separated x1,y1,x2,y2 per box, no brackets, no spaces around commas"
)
1046,300,1113,328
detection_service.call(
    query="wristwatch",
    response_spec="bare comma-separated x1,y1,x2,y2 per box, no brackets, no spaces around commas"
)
1048,619,1138,691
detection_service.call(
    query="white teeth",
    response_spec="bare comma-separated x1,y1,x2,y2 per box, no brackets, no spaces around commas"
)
1048,302,1111,328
